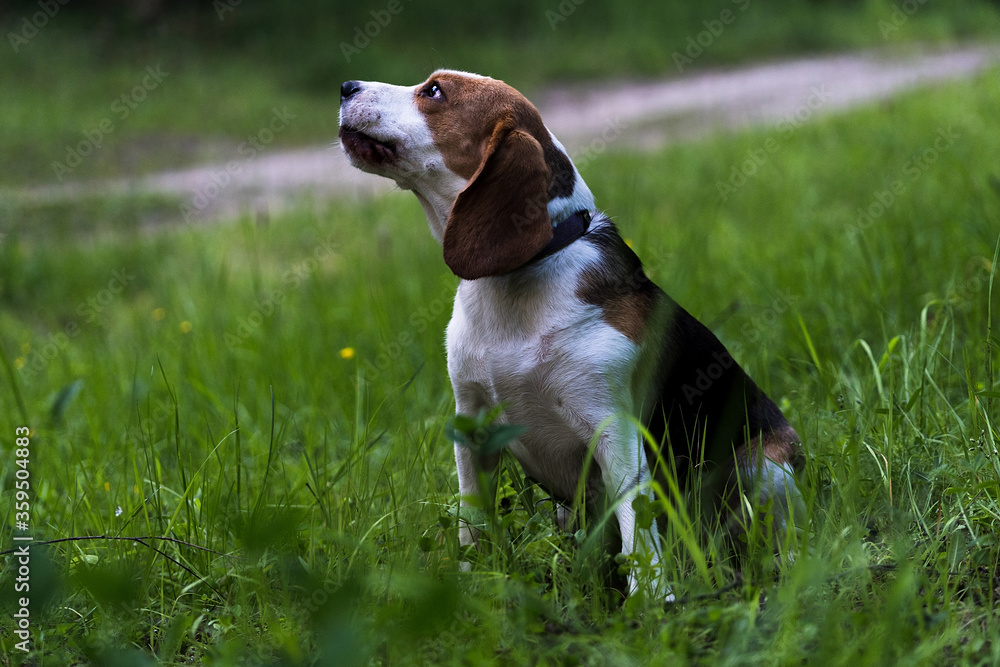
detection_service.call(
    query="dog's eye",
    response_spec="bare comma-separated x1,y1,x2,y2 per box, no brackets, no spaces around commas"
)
422,82,444,99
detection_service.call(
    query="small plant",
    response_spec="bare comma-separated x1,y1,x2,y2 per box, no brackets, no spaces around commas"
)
445,407,526,461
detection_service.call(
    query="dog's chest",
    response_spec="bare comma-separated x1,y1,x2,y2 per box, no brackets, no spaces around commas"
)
446,270,637,499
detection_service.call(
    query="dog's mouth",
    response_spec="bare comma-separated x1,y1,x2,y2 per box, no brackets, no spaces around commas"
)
339,126,399,166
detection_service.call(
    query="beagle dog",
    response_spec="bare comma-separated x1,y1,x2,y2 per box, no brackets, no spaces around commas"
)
339,70,802,598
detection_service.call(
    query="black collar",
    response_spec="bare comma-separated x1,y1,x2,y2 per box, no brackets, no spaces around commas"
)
525,209,592,267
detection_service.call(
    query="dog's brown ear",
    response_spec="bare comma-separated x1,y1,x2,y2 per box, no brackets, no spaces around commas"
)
443,126,552,280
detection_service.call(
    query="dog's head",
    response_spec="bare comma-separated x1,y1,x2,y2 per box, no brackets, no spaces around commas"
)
339,70,594,279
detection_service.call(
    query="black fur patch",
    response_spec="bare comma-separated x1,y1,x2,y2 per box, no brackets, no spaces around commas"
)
543,142,576,200
580,220,794,505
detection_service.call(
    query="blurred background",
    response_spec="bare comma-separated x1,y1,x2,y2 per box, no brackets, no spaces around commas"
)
2,0,1000,193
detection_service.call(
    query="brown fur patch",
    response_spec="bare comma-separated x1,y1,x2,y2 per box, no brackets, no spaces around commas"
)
575,223,659,344
737,424,803,473
600,292,656,345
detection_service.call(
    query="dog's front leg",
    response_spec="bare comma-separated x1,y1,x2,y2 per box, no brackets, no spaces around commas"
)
454,441,500,553
593,422,669,600
451,386,500,567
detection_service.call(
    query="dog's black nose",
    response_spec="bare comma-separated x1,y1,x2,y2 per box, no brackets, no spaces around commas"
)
341,80,362,101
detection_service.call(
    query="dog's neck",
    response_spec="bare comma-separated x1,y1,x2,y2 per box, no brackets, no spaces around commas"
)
546,183,597,229
413,189,456,244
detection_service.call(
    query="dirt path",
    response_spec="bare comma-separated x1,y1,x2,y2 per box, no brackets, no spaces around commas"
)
13,46,1000,222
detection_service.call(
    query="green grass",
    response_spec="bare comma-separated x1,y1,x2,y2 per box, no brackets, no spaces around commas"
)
3,0,1000,186
2,65,1000,665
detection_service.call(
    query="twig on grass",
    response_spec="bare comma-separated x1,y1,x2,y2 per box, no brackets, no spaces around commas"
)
1,534,232,601
677,571,745,605
0,534,229,557
132,537,227,599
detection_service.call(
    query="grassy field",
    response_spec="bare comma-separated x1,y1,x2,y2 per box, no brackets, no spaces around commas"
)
1,53,999,663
